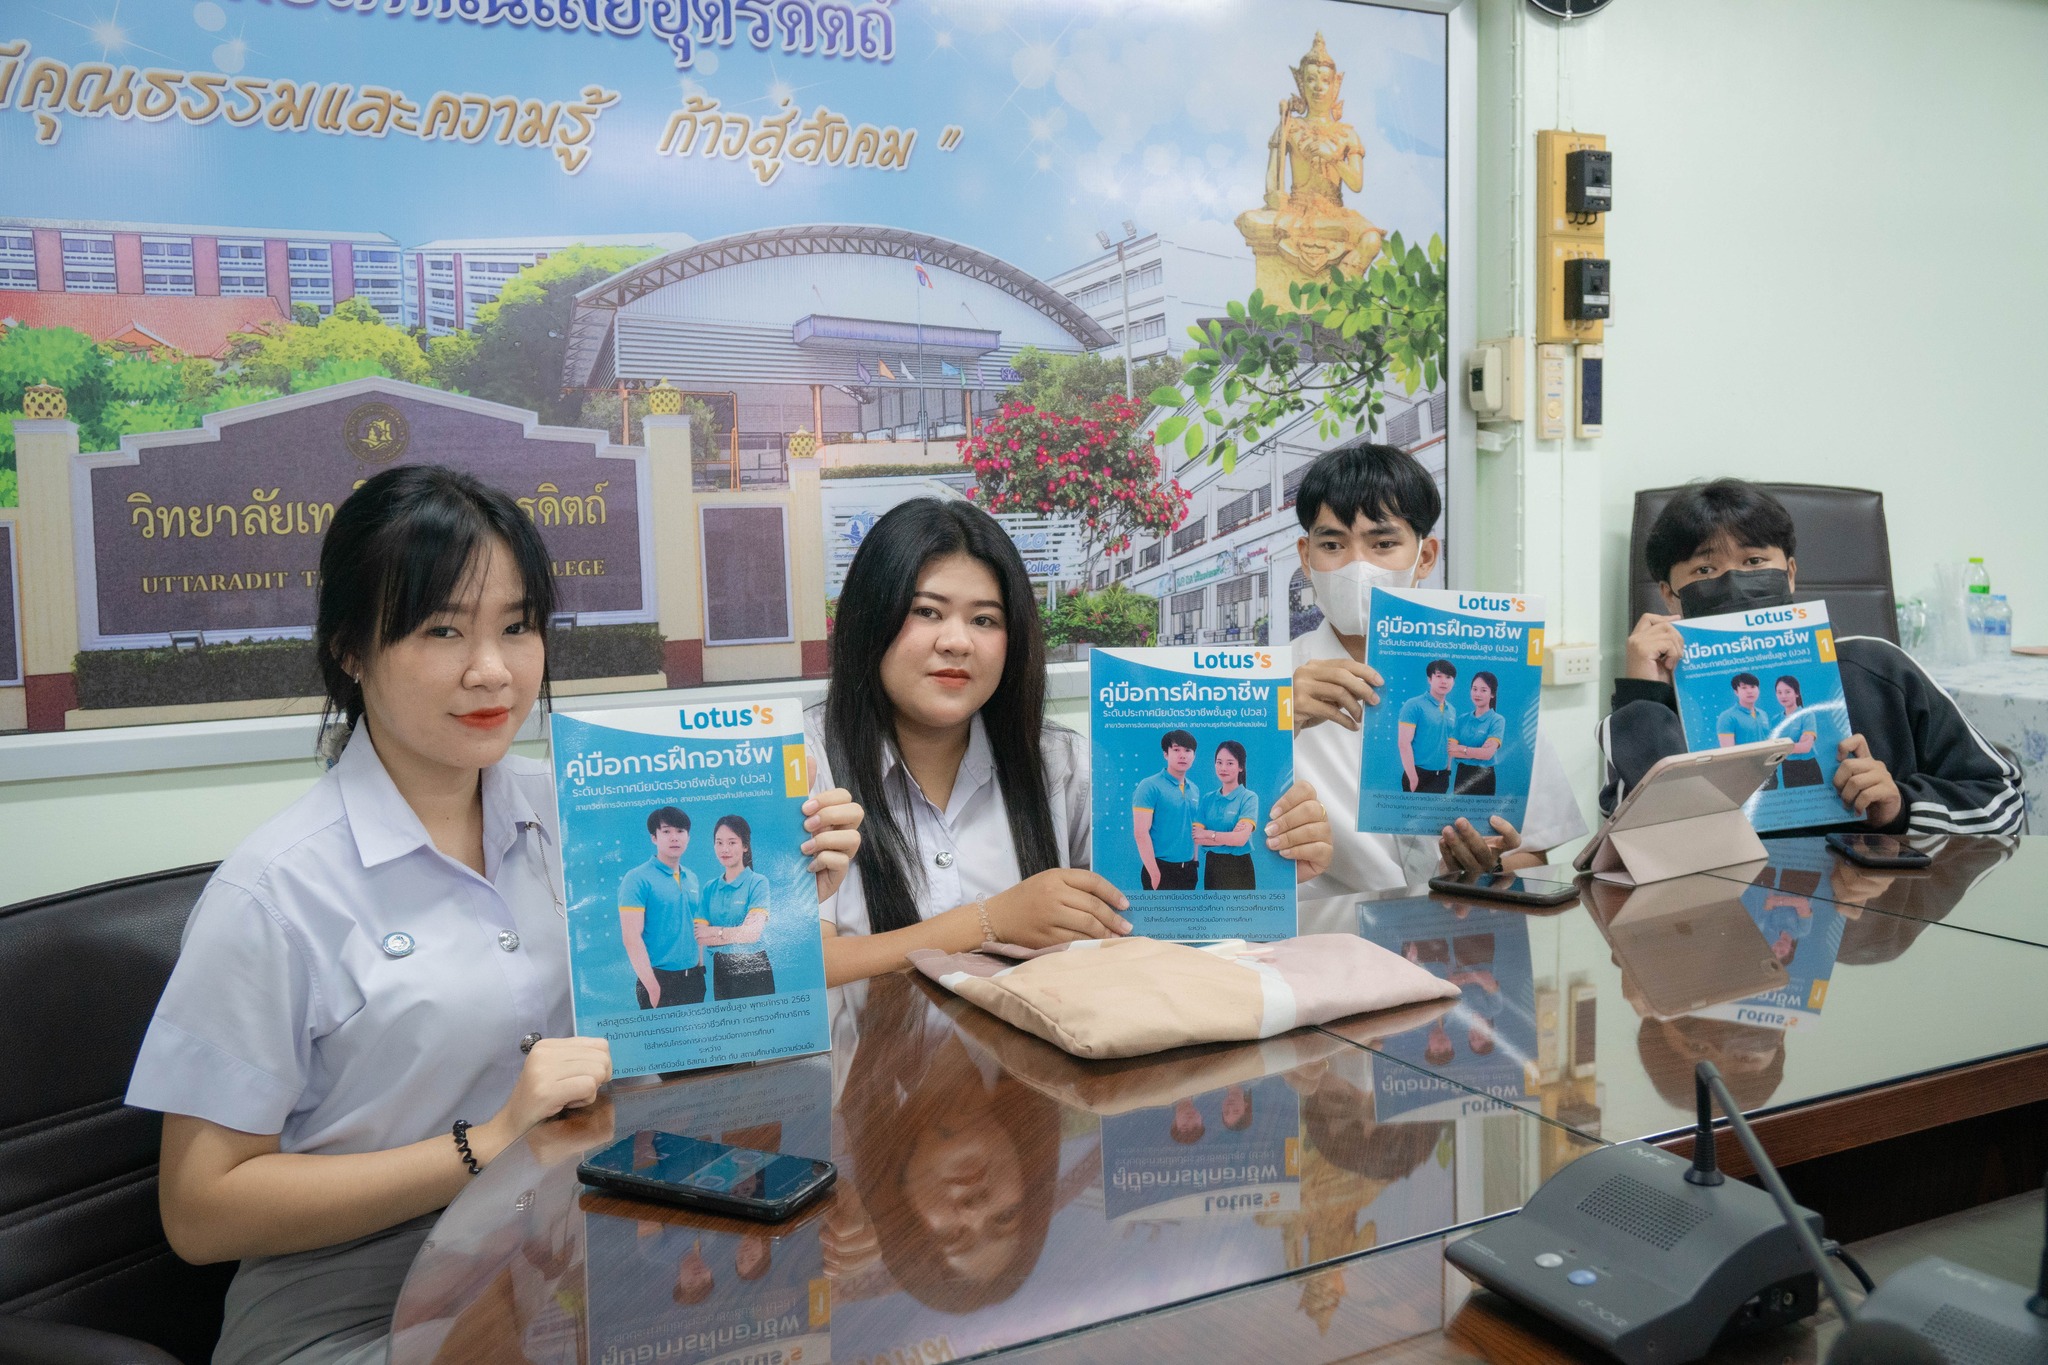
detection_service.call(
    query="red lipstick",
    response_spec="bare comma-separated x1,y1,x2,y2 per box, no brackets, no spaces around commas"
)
456,707,511,729
931,668,972,689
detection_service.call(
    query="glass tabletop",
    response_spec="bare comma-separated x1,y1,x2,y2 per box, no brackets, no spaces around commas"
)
390,972,1601,1365
1697,835,2045,951
1306,862,2048,1149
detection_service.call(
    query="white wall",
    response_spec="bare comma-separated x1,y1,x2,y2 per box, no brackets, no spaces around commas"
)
1474,0,2048,848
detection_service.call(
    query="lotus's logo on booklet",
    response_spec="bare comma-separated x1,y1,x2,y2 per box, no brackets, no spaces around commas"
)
1455,593,1527,613
680,702,776,731
1192,649,1274,669
1740,605,1809,628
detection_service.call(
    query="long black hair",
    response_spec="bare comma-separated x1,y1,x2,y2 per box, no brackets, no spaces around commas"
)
825,498,1059,933
314,464,555,749
1775,675,1804,707
714,814,754,870
1215,739,1248,788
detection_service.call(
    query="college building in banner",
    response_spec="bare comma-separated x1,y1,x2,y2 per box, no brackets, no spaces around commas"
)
0,216,404,337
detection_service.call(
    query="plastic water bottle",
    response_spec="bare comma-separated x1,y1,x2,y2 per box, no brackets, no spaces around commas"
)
1982,594,2013,656
1965,558,1992,658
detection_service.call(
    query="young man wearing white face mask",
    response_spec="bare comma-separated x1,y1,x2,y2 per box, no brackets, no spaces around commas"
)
1289,440,1588,898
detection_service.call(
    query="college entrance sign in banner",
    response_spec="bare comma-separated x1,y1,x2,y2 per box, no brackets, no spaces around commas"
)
0,0,1451,736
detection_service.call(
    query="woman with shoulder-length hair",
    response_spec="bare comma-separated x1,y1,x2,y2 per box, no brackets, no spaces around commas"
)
695,813,778,999
810,497,1334,986
123,465,862,1365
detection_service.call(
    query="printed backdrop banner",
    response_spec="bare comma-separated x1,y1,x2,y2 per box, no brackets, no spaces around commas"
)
0,0,1450,733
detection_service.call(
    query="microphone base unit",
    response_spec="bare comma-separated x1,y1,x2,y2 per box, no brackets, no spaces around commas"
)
1855,1257,2048,1365
1445,1140,1824,1365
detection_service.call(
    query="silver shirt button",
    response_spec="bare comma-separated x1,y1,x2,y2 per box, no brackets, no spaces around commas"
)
380,931,415,958
934,851,955,868
498,930,521,952
520,1032,543,1054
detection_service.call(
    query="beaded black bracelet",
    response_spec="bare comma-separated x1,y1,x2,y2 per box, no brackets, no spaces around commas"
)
451,1119,482,1177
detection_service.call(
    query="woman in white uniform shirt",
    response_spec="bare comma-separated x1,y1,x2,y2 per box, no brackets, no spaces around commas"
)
124,466,863,1365
808,498,1334,986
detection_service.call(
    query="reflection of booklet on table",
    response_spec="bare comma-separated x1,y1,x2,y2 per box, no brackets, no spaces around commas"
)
1100,1073,1302,1222
1358,588,1545,835
1090,647,1296,941
1672,602,1857,832
1354,897,1538,1121
551,700,828,1078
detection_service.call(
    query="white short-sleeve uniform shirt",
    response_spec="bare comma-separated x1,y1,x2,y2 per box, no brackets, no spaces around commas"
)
127,722,572,1154
126,724,574,1365
804,704,1091,937
1291,621,1589,899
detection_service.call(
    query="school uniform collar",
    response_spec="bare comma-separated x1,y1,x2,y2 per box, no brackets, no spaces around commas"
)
880,713,995,816
335,722,543,870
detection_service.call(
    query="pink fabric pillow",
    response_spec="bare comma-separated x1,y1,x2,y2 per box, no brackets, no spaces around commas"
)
906,934,1461,1060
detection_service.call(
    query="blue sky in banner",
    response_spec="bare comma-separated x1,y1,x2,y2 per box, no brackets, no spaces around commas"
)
5,0,1445,282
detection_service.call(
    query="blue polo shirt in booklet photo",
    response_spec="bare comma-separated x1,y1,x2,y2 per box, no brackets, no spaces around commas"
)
1359,588,1546,835
550,699,827,1077
1671,603,1857,832
1092,647,1296,941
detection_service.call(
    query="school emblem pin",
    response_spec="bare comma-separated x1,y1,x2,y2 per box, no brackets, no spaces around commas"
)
344,402,410,464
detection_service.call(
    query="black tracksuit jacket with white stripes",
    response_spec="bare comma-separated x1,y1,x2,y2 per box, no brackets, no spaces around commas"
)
1598,635,2026,838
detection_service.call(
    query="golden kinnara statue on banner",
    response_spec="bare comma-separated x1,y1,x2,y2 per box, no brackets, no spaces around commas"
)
1236,32,1385,310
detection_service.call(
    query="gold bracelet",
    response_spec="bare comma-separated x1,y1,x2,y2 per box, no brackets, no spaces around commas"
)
974,895,997,946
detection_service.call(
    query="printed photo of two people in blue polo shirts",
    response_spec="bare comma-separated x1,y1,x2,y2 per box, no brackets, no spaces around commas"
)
1091,647,1296,942
1671,604,1856,831
1358,588,1544,835
551,702,828,1078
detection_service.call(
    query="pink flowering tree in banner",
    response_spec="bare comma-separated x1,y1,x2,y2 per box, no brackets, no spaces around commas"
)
961,394,1191,584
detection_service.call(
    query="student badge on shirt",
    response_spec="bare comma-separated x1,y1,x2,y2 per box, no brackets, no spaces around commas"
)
1090,647,1297,941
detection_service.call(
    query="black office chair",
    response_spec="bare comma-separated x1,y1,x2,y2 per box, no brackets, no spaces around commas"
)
1627,483,1899,643
0,865,235,1365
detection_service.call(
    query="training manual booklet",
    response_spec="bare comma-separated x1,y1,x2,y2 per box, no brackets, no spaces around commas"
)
1090,646,1296,942
1357,588,1546,835
550,698,828,1078
1671,602,1857,832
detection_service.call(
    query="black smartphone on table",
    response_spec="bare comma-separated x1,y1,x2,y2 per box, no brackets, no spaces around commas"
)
1824,832,1934,869
1426,868,1581,908
578,1130,837,1222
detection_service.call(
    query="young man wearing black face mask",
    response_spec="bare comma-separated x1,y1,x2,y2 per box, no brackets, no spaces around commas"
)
1599,480,2023,838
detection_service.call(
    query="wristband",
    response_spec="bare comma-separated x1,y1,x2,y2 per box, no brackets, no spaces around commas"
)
452,1119,482,1177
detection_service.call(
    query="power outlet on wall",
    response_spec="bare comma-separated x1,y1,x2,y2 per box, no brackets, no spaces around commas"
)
1543,642,1599,686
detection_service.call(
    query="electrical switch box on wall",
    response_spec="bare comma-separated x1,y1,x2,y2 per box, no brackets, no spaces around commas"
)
1464,336,1526,421
1537,130,1609,237
1575,344,1604,438
1535,343,1570,440
1536,130,1609,345
1539,239,1606,344
1543,642,1599,686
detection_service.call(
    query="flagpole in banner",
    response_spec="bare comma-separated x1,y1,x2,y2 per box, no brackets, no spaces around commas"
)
913,250,935,459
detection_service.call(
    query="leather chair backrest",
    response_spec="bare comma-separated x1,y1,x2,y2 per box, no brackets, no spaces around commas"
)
1628,483,1899,643
0,865,235,1364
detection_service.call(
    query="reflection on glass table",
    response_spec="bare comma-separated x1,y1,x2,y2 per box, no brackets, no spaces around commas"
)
1702,834,2032,952
1313,868,2048,1149
820,973,1600,1361
389,972,1605,1365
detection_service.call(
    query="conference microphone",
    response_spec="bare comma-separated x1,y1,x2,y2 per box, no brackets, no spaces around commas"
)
1444,1062,1829,1365
1690,1062,1942,1365
1850,1152,2048,1365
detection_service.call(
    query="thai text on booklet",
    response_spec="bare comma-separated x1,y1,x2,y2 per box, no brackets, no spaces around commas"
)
549,698,827,1078
1357,588,1546,835
1090,646,1297,941
1671,602,1857,832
